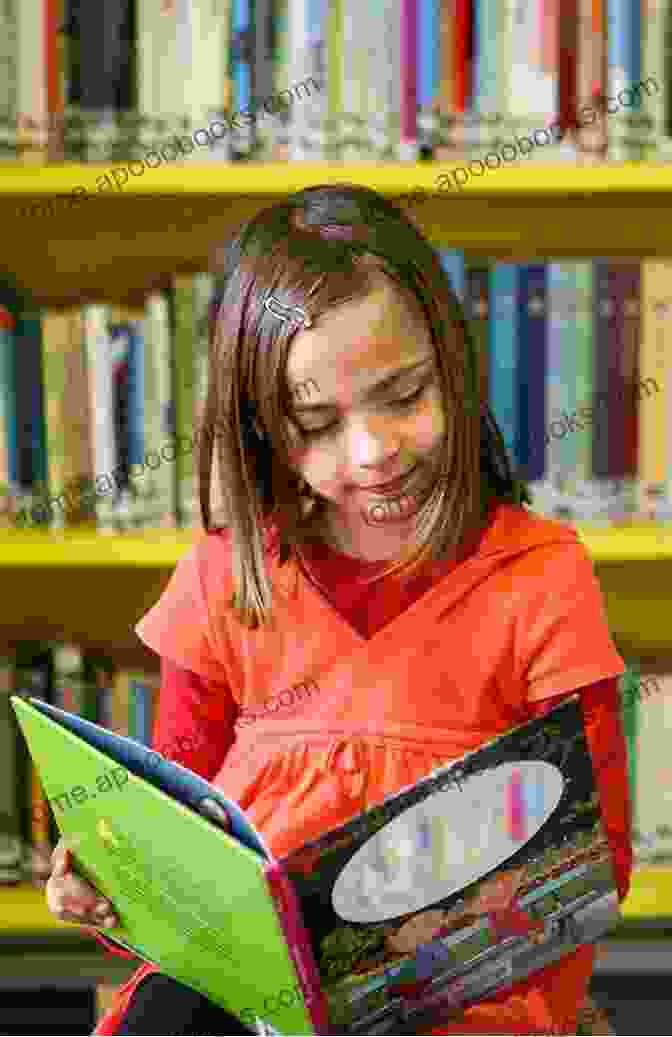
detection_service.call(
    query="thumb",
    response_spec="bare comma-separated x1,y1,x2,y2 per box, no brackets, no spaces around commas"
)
51,844,71,877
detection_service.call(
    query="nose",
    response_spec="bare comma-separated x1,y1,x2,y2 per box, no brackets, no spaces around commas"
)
343,413,401,472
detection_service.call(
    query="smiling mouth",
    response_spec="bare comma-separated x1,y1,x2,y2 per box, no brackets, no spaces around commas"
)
355,465,418,495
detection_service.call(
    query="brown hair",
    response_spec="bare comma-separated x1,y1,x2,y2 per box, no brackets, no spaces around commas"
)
199,183,531,628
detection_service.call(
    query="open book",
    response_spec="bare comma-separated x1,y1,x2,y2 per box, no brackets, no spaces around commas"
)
11,694,620,1035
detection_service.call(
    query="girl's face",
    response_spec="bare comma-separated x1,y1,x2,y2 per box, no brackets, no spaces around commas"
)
284,276,446,555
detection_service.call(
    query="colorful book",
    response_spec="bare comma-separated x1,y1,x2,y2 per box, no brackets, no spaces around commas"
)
488,264,518,461
0,300,16,523
41,308,94,528
463,262,489,414
15,0,48,160
572,262,596,509
139,291,175,528
516,265,547,485
399,0,418,159
606,0,642,160
231,0,255,159
82,304,117,530
637,260,672,520
417,0,440,156
629,669,672,863
13,692,621,1035
539,263,579,516
576,0,607,159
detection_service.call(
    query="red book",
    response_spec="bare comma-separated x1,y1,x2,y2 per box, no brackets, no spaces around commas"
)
454,0,472,112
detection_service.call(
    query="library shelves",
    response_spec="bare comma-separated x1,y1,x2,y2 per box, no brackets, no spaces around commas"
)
3,161,672,306
2,161,671,978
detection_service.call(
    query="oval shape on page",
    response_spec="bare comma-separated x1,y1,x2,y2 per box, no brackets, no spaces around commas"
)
331,761,565,923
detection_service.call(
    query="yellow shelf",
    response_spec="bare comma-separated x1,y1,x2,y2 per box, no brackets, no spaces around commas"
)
3,161,672,307
0,527,195,568
1,867,670,933
0,522,668,568
3,160,672,197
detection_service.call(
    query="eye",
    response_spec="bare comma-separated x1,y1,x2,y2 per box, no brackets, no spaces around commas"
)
390,383,428,409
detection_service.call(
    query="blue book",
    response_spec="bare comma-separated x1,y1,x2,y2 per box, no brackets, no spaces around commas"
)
232,0,255,157
516,265,547,482
14,308,46,493
417,0,440,154
129,677,153,748
546,264,579,486
488,264,518,461
125,320,145,474
607,0,642,159
439,250,465,303
0,303,17,489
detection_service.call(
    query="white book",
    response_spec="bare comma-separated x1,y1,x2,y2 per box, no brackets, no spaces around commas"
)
82,305,117,531
138,0,232,162
288,0,312,159
340,0,368,159
181,0,232,162
15,0,47,159
0,0,17,158
381,0,401,159
633,672,672,863
366,0,390,158
141,292,175,529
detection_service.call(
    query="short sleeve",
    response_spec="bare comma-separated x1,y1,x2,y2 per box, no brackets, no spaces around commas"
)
514,542,625,702
134,541,230,685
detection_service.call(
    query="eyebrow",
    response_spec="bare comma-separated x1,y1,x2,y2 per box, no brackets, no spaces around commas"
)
290,357,434,413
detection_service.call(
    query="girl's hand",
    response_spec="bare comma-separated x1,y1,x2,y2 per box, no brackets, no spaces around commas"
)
46,837,118,929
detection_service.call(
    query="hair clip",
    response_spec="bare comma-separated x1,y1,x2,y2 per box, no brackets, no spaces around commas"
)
264,295,313,328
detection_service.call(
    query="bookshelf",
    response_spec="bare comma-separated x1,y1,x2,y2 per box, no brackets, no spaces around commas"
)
4,162,672,307
2,161,671,1006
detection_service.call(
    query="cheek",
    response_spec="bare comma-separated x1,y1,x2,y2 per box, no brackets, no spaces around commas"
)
413,393,445,449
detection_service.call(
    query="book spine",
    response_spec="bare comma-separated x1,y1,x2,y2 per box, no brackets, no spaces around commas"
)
171,275,195,527
439,250,465,303
557,0,579,152
472,0,498,156
111,669,130,737
620,263,642,519
0,304,17,524
573,261,595,500
417,0,440,156
576,0,607,158
435,0,454,160
399,0,418,159
83,304,117,530
638,261,672,518
16,0,48,159
142,291,175,528
0,0,18,157
631,668,672,862
589,259,612,519
231,0,255,158
265,861,328,1034
45,0,63,161
488,264,518,463
641,0,668,160
607,0,642,160
517,265,547,485
381,0,400,158
464,263,490,413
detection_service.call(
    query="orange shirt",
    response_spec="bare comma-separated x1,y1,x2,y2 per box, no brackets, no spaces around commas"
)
94,501,631,1036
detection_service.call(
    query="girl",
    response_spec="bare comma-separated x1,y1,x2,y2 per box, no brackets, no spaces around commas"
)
46,183,631,1035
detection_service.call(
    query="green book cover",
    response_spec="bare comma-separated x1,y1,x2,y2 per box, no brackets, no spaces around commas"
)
10,694,315,1036
11,693,622,1035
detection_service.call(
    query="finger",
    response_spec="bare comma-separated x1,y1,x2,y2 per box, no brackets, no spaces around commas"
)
50,844,70,877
